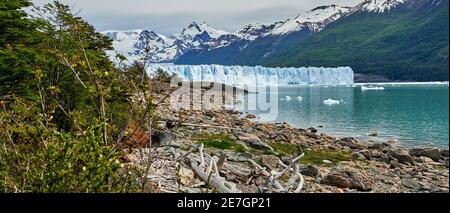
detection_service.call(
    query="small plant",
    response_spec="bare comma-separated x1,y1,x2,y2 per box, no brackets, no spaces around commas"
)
301,149,355,165
234,145,247,153
195,134,245,153
153,68,173,83
268,142,355,165
268,143,294,156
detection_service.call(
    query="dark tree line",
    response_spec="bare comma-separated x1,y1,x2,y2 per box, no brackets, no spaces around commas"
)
0,0,162,192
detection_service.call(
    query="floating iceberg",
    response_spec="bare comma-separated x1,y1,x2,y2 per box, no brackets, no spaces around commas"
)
323,98,341,105
297,96,303,101
361,86,385,91
285,96,292,101
147,64,354,85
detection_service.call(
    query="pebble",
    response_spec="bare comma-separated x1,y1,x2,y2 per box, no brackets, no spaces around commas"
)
323,160,333,164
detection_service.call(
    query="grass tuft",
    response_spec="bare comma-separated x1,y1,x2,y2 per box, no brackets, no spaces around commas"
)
195,133,246,153
268,142,355,165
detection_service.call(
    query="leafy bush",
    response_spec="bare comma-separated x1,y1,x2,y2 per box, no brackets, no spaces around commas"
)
153,68,173,83
0,98,139,192
0,1,157,192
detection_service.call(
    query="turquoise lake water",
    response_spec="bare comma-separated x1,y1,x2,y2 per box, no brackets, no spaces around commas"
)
242,83,449,148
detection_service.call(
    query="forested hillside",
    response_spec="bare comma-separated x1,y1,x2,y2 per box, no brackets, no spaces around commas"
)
266,0,449,81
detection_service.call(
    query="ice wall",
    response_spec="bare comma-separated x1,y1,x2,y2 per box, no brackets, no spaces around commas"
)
147,64,354,85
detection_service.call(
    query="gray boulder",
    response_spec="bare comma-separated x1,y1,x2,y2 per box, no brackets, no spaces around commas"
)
321,166,373,191
307,127,318,133
238,133,273,151
401,179,421,190
334,137,368,150
368,143,391,150
440,149,449,158
300,165,320,177
409,148,441,162
387,149,415,164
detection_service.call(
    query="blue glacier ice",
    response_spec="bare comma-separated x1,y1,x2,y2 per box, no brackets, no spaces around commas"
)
147,64,354,85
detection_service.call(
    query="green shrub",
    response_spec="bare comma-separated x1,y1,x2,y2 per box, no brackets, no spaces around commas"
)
0,1,157,192
195,134,245,153
0,98,138,192
153,68,173,83
268,142,355,165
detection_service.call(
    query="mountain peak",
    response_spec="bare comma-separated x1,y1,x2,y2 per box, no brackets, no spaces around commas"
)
187,21,199,27
180,21,228,40
350,0,406,13
235,23,278,40
268,4,351,35
310,4,351,12
303,4,352,21
185,21,201,33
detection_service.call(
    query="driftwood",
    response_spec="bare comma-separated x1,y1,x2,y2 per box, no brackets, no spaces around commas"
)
245,144,305,193
223,163,252,179
170,145,240,193
169,141,305,193
190,160,237,193
180,123,241,130
246,159,285,191
293,164,304,193
216,154,227,173
199,143,205,167
267,146,305,193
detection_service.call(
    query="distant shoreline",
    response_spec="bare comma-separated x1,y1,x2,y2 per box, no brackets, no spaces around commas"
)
355,81,449,85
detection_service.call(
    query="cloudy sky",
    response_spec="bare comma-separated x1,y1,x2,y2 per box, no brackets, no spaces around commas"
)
32,0,362,35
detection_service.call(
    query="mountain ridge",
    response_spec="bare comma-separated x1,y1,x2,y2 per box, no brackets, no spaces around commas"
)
103,4,352,63
103,0,449,81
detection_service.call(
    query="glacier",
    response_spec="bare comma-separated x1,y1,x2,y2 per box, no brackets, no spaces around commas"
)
147,64,354,85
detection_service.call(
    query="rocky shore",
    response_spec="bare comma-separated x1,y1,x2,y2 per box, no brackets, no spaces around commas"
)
124,82,449,193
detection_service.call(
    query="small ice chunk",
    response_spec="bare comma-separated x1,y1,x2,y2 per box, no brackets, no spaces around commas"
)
297,96,303,101
285,96,292,101
323,98,340,105
361,86,385,91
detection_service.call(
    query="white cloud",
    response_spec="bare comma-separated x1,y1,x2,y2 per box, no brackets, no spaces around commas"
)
31,0,362,34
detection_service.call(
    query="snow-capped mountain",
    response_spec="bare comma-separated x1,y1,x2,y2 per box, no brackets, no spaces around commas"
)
104,0,425,64
103,29,176,63
235,23,282,40
349,0,406,13
176,22,228,41
103,22,230,63
103,4,353,64
267,5,351,35
348,0,445,14
175,4,355,65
